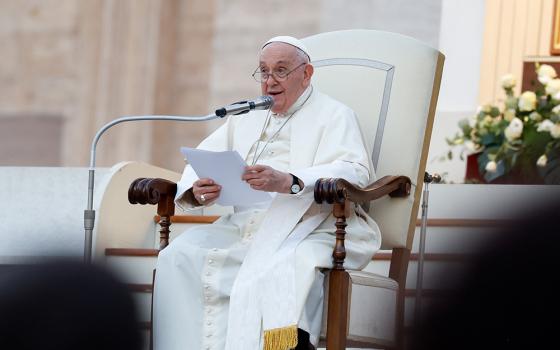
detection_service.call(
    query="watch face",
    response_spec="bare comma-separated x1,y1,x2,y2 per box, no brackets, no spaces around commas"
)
291,184,301,193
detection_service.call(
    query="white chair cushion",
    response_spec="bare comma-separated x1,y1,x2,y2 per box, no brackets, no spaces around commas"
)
321,270,398,345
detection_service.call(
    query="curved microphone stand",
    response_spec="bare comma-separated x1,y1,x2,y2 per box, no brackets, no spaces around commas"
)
83,113,222,263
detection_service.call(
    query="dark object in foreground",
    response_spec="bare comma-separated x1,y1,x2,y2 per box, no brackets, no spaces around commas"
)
0,259,141,350
409,199,560,349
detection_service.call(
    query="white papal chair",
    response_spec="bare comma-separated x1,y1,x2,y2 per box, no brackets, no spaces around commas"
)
304,30,444,349
127,29,444,350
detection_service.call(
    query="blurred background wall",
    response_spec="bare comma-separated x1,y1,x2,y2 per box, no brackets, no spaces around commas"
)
0,0,555,182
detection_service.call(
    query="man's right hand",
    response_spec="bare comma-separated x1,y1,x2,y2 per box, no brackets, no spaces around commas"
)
192,178,221,205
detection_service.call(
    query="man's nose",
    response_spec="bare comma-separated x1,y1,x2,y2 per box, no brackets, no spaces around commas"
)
265,74,278,86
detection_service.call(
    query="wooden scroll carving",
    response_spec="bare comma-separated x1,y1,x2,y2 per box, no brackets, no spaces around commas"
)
129,178,177,250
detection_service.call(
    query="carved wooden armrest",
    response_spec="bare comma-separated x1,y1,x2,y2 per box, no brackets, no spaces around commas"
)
314,175,411,205
129,178,178,250
313,175,411,270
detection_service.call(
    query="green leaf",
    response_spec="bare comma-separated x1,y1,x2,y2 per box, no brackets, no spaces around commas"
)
480,133,496,146
505,97,518,109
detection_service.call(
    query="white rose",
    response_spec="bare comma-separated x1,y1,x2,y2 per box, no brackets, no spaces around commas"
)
538,64,557,85
546,79,560,100
553,104,560,115
485,161,497,173
504,117,523,141
551,123,560,139
518,91,537,111
537,119,555,132
537,154,548,167
501,74,516,89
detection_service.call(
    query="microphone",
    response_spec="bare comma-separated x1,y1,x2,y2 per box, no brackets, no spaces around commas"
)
215,96,274,117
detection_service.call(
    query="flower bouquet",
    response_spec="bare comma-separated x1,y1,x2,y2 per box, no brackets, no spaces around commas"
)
447,64,560,184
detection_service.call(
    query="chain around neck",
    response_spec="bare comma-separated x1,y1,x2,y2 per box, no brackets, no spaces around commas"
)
249,86,313,166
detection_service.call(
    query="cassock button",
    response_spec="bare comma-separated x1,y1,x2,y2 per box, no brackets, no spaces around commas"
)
208,259,214,264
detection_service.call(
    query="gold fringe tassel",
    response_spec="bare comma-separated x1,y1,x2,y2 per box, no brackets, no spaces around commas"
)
263,324,298,350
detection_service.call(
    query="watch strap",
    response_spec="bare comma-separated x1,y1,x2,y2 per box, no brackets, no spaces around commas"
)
290,174,301,194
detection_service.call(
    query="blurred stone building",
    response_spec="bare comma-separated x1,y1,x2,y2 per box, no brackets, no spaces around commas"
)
0,0,443,172
1,0,554,181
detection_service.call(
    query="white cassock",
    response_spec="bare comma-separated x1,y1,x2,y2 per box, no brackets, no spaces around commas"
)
153,86,381,350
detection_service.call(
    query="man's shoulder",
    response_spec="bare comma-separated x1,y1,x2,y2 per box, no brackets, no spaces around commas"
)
311,89,355,115
307,89,357,125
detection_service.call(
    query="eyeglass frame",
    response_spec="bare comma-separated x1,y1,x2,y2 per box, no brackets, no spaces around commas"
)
252,62,307,83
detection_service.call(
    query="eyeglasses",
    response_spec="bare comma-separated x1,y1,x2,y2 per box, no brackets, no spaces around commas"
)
252,62,306,83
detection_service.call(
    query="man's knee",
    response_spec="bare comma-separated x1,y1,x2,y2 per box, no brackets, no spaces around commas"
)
157,233,200,266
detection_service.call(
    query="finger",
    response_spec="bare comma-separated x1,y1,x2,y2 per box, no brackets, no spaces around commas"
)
193,185,220,198
242,171,262,181
250,183,268,191
245,164,269,172
247,178,266,187
201,191,220,202
195,178,216,187
200,185,221,193
194,183,220,193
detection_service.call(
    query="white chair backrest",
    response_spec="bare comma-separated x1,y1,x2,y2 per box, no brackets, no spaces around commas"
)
303,30,444,250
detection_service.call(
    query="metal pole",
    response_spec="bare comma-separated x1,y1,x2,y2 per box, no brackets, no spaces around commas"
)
83,113,221,263
414,172,440,322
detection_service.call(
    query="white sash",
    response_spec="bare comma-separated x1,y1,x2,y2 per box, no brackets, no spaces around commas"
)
224,192,328,350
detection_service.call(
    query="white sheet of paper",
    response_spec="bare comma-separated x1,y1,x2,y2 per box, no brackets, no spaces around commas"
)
181,147,273,206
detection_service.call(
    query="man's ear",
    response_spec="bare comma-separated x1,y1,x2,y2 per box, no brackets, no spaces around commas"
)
303,64,314,85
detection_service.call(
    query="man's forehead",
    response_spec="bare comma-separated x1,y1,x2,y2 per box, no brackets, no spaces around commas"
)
259,43,299,64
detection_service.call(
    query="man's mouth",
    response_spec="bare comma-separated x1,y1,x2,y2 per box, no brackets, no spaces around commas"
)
268,91,283,96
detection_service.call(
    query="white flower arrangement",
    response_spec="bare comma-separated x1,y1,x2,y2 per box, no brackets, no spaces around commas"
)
447,64,560,184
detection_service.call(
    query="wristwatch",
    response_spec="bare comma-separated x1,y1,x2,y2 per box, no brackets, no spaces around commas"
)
290,174,302,194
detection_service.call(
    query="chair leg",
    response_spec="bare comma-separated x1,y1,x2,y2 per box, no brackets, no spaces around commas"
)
395,288,407,350
326,269,350,350
150,268,156,350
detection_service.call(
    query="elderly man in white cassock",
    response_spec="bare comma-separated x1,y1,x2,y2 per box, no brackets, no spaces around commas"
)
153,36,381,350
